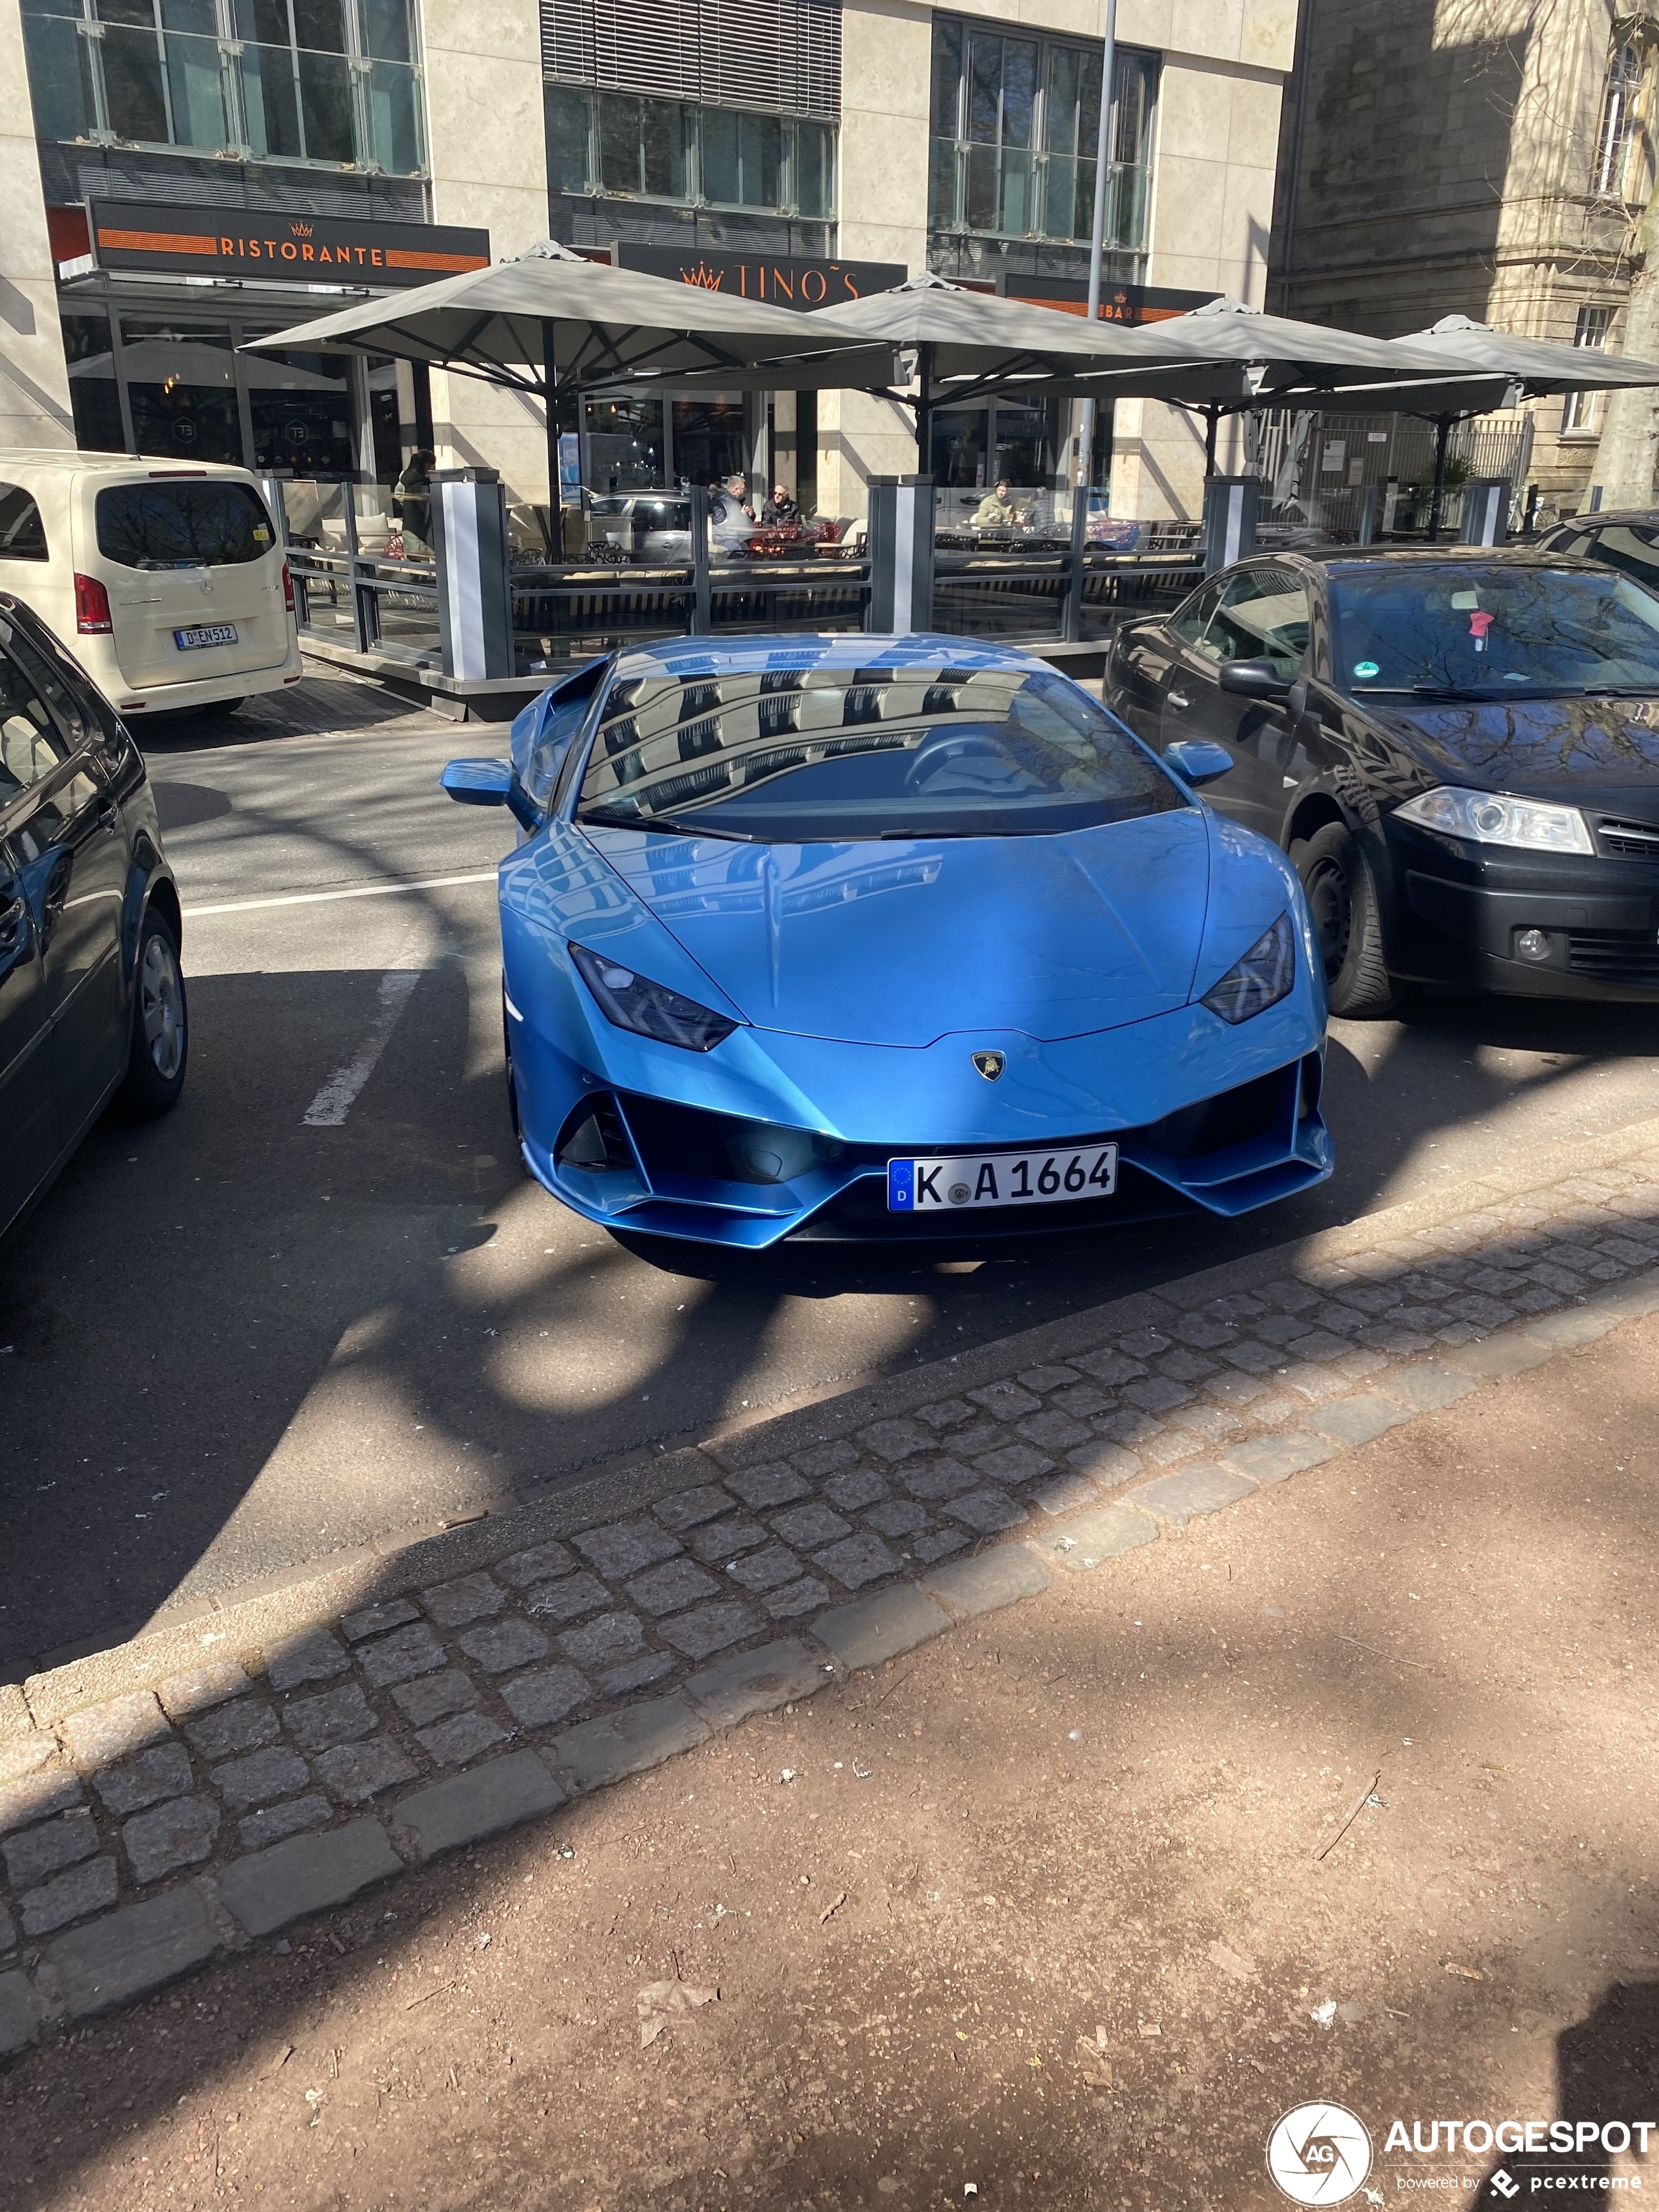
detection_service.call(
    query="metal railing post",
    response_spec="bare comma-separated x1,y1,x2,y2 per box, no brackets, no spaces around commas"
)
430,467,515,682
690,487,712,633
1063,481,1089,641
340,488,370,654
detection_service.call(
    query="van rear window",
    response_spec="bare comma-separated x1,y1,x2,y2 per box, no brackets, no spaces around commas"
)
95,481,275,570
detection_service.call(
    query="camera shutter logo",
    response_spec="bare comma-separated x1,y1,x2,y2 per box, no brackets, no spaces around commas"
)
1266,2102,1373,2205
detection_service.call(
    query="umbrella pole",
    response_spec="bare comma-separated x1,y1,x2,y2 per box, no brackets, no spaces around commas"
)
1428,413,1451,540
543,321,561,559
1204,405,1219,478
914,342,933,471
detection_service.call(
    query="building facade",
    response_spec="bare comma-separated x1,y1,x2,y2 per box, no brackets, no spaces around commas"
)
3,0,1297,523
1271,0,1658,517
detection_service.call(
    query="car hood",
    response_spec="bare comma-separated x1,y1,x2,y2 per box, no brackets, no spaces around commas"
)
582,810,1216,1046
1364,693,1659,812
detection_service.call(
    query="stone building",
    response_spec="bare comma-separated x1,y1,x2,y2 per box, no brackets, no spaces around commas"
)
1270,0,1658,517
1,0,1298,523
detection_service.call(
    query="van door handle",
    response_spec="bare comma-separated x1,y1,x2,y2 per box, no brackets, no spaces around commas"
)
1167,691,1190,710
98,800,120,833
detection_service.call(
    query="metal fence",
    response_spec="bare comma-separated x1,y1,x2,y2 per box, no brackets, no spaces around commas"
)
1247,408,1537,542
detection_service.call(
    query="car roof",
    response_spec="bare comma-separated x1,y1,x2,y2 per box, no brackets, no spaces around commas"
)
608,633,1063,682
0,449,260,479
1261,546,1606,577
1539,508,1659,531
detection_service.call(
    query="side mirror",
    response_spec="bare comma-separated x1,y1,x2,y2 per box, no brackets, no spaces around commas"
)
1218,657,1294,699
1163,739,1234,788
441,757,540,831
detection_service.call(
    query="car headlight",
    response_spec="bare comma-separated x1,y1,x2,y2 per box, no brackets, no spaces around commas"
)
1393,786,1592,854
1200,911,1297,1024
568,942,739,1052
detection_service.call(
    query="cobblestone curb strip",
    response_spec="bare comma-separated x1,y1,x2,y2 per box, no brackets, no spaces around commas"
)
5,1139,1659,2054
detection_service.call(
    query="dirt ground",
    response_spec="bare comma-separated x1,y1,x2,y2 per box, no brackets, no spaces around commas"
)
6,1316,1658,2212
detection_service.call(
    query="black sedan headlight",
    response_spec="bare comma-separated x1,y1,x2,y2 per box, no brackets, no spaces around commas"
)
1200,912,1297,1024
1393,785,1593,854
569,942,739,1052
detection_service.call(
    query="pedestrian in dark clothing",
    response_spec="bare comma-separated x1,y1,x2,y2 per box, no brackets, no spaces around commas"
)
394,449,434,551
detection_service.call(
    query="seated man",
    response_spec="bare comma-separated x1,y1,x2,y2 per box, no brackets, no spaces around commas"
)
973,479,1026,528
762,483,799,526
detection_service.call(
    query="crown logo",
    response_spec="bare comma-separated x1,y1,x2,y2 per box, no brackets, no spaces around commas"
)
290,221,314,238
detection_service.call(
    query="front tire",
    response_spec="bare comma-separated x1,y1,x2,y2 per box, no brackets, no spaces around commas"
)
116,912,187,1118
1291,820,1400,1018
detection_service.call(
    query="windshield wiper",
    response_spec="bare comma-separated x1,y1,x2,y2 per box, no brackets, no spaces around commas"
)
581,809,758,842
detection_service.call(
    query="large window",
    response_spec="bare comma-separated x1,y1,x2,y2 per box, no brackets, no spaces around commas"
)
20,0,426,176
545,82,833,218
1592,30,1646,199
927,16,1156,250
1561,304,1615,435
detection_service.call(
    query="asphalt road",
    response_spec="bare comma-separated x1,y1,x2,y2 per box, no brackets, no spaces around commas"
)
5,667,1659,1676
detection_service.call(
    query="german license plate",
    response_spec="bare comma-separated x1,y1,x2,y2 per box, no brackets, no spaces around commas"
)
888,1143,1118,1212
174,624,238,649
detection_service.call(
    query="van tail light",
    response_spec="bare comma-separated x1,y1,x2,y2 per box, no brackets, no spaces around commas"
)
282,559,295,617
74,573,113,634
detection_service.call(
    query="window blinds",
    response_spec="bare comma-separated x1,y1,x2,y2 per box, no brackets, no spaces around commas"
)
541,0,843,122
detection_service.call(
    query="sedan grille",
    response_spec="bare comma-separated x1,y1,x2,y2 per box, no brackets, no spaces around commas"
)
1566,929,1659,984
1594,816,1659,859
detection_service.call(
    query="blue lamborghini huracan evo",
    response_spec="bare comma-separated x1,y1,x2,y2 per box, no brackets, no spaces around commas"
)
442,633,1332,1247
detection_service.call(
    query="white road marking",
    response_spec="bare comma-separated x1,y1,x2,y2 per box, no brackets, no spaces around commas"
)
302,970,423,1127
183,870,496,919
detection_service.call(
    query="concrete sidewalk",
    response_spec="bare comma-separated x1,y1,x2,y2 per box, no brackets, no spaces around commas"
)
3,1211,1658,2206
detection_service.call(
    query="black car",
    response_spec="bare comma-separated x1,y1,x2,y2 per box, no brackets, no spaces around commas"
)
1533,507,1659,594
1,590,186,1243
1108,547,1659,1015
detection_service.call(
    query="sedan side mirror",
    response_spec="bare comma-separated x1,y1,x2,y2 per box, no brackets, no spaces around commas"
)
1218,657,1294,699
441,757,540,831
1163,739,1234,787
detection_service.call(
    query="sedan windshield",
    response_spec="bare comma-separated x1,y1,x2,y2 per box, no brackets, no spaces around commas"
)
575,663,1182,841
1329,564,1659,698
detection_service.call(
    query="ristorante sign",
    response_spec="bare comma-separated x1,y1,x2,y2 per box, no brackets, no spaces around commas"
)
86,200,490,287
615,244,905,308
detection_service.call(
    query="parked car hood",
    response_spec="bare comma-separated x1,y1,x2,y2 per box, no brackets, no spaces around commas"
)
582,810,1216,1046
1363,692,1659,813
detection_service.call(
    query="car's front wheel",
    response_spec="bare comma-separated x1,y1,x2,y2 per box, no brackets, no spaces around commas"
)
116,910,188,1117
1291,820,1401,1018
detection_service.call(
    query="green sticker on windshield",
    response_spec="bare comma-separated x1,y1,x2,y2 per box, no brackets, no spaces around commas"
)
1353,660,1380,679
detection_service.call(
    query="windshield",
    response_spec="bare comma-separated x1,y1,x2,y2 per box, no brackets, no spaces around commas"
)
1329,564,1659,698
575,663,1184,841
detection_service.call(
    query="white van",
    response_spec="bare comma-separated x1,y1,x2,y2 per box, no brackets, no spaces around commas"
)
0,451,302,716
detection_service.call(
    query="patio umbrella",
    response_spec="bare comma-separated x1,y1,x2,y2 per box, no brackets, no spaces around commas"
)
1058,297,1506,472
1308,315,1659,532
773,274,1270,462
242,238,899,495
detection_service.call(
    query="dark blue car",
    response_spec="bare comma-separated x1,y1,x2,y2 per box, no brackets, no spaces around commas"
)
0,592,185,1245
444,634,1331,1250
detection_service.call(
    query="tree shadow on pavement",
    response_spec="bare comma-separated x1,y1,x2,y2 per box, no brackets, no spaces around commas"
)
5,1314,1659,2206
1470,1983,1659,2204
